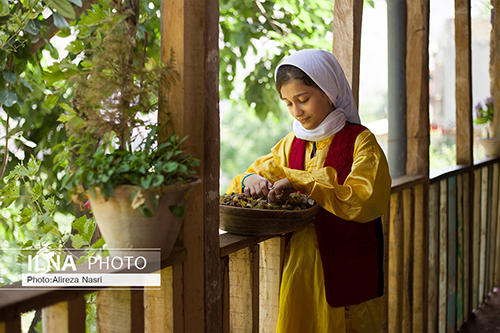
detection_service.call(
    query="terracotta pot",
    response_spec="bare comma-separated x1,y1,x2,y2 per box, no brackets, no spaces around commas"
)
88,178,201,258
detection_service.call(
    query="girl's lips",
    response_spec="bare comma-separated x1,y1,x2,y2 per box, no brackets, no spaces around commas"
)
298,117,309,124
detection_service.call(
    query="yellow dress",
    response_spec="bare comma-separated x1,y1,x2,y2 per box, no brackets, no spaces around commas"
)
227,129,391,333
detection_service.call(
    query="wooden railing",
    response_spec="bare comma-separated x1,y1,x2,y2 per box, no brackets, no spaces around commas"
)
1,157,500,332
220,157,500,333
0,248,186,333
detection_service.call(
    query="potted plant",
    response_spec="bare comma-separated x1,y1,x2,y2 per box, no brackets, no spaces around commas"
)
55,0,200,257
475,96,500,156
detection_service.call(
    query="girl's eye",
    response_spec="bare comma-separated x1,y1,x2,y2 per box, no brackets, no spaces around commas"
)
299,98,309,104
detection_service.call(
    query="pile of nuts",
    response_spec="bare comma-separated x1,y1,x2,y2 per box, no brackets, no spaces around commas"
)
220,192,315,210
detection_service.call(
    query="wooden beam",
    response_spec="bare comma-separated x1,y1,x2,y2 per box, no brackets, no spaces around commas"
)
332,0,363,106
406,0,430,175
159,0,221,331
455,0,473,165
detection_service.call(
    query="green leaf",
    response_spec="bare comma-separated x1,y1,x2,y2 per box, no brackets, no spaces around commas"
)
169,204,187,219
24,20,40,35
44,94,59,109
49,0,76,19
2,71,16,84
31,183,42,201
0,0,10,17
57,27,72,37
91,237,106,248
67,0,82,7
70,234,87,248
53,12,69,28
139,206,154,217
140,176,152,189
150,175,164,187
0,90,18,107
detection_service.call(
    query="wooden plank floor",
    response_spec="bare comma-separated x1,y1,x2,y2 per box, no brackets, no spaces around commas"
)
459,290,500,332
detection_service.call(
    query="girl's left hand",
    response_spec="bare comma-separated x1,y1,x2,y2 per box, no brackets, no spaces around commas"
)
268,178,295,203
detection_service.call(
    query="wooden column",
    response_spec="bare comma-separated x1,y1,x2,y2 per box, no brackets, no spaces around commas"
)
332,0,363,106
406,0,430,175
455,0,473,165
406,3,430,330
491,0,500,139
159,0,221,331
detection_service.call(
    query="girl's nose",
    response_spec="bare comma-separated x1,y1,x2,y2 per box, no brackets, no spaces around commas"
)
291,104,303,118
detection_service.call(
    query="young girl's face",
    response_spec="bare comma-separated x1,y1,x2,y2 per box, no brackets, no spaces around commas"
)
280,78,333,130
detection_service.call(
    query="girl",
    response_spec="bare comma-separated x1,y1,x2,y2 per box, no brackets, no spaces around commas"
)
227,49,391,332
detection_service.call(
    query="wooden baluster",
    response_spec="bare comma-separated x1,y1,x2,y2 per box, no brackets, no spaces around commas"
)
488,164,499,294
479,167,489,305
0,315,21,333
222,256,230,333
462,172,471,319
388,192,404,332
457,174,465,328
495,163,500,289
96,288,144,332
428,183,440,333
144,267,174,332
402,189,413,332
259,237,282,333
438,179,448,333
41,296,86,333
472,169,481,310
447,177,457,333
413,184,426,332
229,247,253,332
382,211,390,333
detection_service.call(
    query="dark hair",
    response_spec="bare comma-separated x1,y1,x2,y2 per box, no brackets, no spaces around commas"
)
275,65,323,98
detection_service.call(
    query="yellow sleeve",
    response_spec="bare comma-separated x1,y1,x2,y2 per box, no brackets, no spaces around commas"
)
282,130,391,222
226,132,293,194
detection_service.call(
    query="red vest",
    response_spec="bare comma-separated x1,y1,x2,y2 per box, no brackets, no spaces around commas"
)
289,122,384,307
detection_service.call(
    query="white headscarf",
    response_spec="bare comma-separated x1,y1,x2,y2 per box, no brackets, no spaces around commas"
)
275,49,361,141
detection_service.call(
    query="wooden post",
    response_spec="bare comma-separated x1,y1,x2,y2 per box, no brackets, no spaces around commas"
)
491,0,500,139
332,0,363,106
455,0,473,165
406,3,430,328
159,0,221,331
406,0,430,176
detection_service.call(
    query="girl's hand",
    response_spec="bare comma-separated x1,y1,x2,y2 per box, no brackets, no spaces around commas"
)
268,178,295,203
243,174,273,198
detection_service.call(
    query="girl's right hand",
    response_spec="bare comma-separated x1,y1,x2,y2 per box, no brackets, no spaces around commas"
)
243,174,273,198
